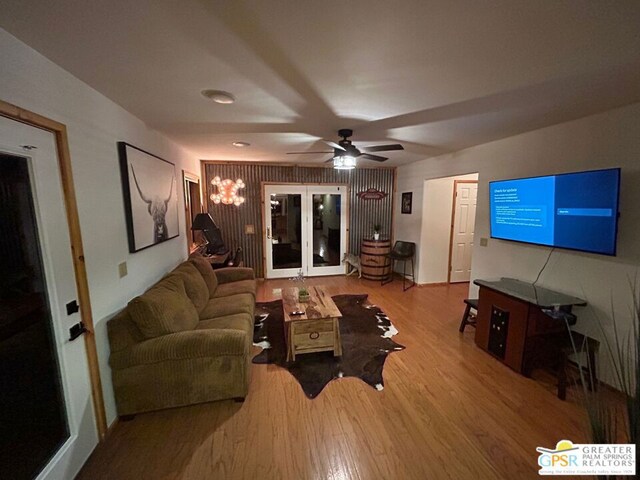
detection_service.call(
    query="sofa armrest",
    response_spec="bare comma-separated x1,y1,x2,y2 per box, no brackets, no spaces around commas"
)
109,329,246,369
214,267,255,284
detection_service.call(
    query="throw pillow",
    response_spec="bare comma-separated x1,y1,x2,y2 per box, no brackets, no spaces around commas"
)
128,276,199,339
189,254,219,297
169,262,209,313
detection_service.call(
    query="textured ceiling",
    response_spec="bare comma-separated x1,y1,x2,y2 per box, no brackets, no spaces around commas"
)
1,0,640,165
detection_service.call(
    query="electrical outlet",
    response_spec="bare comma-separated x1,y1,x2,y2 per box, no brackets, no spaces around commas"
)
480,238,489,247
118,261,128,278
245,224,255,234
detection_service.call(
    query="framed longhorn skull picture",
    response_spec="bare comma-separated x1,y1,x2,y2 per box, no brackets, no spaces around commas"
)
118,142,180,252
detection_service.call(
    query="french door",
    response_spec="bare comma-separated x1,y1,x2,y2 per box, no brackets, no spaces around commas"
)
264,185,347,278
0,117,98,480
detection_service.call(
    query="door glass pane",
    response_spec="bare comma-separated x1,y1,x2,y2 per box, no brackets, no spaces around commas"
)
312,194,341,267
0,154,69,479
270,193,302,269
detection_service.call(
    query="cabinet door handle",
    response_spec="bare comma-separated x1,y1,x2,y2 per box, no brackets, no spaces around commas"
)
309,332,319,340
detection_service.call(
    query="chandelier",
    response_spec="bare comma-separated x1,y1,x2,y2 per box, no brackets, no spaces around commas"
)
333,155,356,170
210,176,245,206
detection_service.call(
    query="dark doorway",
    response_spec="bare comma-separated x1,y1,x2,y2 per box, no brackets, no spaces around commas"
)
312,193,341,267
0,153,70,479
270,193,303,269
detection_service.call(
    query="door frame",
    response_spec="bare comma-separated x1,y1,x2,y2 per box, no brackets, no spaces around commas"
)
447,180,478,283
263,184,309,279
261,182,350,279
182,169,201,254
0,99,107,439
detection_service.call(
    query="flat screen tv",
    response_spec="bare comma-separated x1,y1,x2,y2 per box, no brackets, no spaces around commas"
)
489,168,620,256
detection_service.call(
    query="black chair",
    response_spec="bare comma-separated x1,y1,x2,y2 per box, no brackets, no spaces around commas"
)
381,241,416,291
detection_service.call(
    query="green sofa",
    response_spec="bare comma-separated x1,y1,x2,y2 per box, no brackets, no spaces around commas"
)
107,255,256,416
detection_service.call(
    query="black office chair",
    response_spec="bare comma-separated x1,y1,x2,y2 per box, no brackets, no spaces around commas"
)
381,241,416,291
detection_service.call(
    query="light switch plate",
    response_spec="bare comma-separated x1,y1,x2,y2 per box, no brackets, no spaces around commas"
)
245,224,255,234
118,261,128,278
480,238,488,247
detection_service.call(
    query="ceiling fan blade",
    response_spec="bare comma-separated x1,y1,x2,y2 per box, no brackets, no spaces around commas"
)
287,151,333,154
323,140,346,151
324,155,336,163
360,153,388,162
362,144,404,153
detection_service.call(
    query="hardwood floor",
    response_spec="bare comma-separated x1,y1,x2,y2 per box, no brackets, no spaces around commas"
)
78,277,592,480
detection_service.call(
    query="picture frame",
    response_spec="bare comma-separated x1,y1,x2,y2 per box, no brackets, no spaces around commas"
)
118,142,180,253
401,192,413,214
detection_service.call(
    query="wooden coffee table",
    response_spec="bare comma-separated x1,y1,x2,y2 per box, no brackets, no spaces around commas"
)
281,286,343,362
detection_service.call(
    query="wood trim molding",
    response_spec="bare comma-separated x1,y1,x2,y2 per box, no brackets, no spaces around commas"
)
201,159,397,170
391,168,397,247
182,170,201,255
0,99,108,440
183,169,200,182
417,281,451,287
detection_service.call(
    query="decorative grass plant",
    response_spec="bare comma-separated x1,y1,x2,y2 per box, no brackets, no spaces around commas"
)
568,279,639,475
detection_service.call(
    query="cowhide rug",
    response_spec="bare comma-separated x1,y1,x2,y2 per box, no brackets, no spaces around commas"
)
253,294,405,398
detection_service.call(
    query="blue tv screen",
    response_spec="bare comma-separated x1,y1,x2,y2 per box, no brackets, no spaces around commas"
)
489,168,620,255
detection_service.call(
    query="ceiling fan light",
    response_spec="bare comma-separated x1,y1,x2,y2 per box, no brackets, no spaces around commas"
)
333,155,356,170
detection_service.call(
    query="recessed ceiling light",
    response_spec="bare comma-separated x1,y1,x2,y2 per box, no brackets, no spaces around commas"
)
201,89,235,104
232,141,250,148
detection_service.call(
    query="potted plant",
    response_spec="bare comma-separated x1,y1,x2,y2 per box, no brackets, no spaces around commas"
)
298,286,310,303
373,223,381,241
292,269,310,302
569,280,639,467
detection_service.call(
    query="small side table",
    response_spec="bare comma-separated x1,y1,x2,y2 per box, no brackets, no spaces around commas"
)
204,251,230,270
360,238,391,281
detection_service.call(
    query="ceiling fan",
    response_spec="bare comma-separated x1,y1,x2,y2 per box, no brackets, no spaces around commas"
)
287,129,404,169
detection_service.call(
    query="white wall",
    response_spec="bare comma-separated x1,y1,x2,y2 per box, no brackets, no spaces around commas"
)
395,102,640,386
0,29,200,425
419,173,478,284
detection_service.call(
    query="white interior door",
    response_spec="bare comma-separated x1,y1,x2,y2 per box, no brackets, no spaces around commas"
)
264,185,347,278
449,181,478,283
0,117,98,480
307,185,347,277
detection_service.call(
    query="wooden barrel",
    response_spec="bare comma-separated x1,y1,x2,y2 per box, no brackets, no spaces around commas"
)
360,238,392,281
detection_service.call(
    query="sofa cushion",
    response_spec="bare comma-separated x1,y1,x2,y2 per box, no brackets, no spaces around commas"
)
169,262,209,313
128,276,199,339
109,328,248,369
189,254,218,297
199,293,255,320
107,309,144,353
213,279,256,299
196,313,253,335
214,267,255,284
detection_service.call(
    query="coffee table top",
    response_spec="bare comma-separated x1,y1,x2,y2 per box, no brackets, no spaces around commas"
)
280,286,342,323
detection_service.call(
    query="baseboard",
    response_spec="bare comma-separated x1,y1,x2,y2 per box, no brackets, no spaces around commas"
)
104,417,119,440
